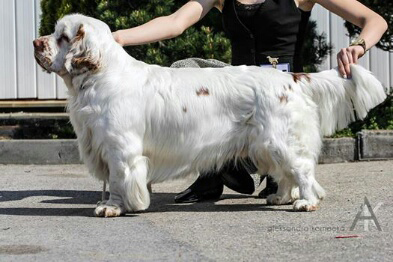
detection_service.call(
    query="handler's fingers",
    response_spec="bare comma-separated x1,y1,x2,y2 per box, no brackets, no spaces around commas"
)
338,49,350,78
342,48,354,77
337,57,346,78
352,48,359,64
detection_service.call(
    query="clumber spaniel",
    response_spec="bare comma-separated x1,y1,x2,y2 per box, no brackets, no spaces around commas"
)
33,14,386,217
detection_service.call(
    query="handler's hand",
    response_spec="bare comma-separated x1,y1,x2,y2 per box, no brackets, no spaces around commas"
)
337,45,365,78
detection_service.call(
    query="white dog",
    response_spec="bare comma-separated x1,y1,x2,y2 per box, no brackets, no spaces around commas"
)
33,14,387,217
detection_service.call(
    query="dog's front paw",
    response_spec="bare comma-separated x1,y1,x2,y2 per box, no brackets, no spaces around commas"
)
94,203,125,217
293,199,319,212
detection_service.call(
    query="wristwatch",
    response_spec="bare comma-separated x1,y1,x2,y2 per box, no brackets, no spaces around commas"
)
350,37,367,54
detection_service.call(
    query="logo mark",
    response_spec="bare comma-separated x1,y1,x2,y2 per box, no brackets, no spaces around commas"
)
350,197,382,231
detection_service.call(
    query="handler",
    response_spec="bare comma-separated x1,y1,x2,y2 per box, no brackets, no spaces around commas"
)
112,0,387,202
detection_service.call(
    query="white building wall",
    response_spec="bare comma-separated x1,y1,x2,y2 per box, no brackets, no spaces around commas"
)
0,0,17,99
0,1,391,100
0,0,67,100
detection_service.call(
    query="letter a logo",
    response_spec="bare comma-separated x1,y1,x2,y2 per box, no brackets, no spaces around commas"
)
350,197,382,231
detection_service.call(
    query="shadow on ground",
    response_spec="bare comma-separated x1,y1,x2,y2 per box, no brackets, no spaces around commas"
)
0,190,291,217
0,190,105,204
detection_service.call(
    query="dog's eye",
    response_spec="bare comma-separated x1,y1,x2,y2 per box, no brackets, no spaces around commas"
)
57,34,70,45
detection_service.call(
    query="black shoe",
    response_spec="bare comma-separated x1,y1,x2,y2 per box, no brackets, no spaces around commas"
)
174,158,256,203
258,175,278,198
174,173,224,203
221,159,256,195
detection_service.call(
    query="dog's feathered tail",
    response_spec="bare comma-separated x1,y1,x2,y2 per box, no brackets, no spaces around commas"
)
301,64,387,136
123,156,150,212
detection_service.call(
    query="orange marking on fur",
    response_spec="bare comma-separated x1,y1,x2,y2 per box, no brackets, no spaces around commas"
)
196,87,209,96
72,56,100,72
74,24,85,42
279,95,288,104
292,73,311,83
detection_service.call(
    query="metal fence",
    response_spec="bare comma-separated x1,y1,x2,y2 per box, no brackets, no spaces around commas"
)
0,1,392,100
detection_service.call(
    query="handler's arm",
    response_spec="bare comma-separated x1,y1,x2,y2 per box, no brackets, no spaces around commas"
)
113,0,219,46
311,0,388,77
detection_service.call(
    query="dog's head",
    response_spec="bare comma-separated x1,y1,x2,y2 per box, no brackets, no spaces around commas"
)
33,14,113,77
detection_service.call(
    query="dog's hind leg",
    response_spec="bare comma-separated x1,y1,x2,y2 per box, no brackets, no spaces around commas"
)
266,174,298,205
290,159,325,211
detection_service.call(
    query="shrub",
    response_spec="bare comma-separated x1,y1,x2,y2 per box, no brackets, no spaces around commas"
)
40,0,231,65
39,0,328,69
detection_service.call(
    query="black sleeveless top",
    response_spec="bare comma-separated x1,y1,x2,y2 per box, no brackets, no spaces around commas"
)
222,0,311,72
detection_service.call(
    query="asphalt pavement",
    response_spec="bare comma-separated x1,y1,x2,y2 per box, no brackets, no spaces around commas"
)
0,161,392,261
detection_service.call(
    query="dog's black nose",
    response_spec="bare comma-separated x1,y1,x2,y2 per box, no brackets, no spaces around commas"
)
33,39,44,52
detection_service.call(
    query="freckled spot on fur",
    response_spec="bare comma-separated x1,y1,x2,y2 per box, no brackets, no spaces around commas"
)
279,95,288,104
182,106,187,113
40,38,50,53
288,85,292,91
292,73,311,83
34,53,53,73
74,24,85,42
72,56,100,72
196,87,209,96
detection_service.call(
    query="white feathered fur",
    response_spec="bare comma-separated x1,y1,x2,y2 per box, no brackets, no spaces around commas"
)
33,14,387,216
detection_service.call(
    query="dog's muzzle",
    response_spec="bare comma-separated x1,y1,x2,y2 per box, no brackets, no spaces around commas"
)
33,38,52,73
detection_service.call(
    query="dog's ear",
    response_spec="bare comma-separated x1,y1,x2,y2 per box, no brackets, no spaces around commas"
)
64,24,101,75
